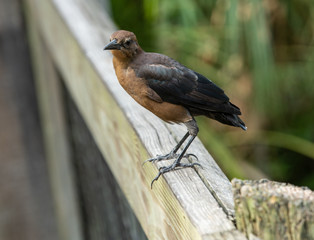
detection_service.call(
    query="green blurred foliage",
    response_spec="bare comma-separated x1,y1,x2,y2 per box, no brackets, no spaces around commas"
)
109,0,314,189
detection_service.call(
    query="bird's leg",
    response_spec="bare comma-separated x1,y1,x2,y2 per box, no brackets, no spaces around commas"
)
171,135,198,168
151,134,201,188
150,119,202,187
143,132,190,164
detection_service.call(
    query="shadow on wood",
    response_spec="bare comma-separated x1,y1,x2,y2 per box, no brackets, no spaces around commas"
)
64,84,147,239
0,0,58,239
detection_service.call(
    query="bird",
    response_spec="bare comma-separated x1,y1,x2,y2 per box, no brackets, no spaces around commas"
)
104,30,246,187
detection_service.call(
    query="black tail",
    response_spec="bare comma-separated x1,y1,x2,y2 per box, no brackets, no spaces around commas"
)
207,112,247,131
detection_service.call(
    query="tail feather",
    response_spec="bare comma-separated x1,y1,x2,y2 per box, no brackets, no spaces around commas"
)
206,112,247,131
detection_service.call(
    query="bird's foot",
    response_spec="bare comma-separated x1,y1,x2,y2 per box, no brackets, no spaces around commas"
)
151,162,202,188
143,152,197,165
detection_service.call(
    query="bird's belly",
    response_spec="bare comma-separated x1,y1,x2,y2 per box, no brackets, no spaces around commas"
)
135,96,192,123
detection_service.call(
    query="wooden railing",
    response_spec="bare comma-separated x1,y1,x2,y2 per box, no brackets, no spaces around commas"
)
23,0,313,239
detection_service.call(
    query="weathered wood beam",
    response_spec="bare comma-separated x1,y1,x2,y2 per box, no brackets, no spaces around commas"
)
24,5,83,240
24,0,250,238
65,92,147,239
232,179,314,240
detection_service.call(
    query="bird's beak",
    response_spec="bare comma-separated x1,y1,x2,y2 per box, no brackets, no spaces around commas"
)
104,39,121,50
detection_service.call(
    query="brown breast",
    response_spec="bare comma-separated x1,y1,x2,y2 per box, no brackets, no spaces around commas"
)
113,58,192,123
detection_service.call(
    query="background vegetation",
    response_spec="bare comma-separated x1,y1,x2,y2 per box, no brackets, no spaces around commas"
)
108,0,314,189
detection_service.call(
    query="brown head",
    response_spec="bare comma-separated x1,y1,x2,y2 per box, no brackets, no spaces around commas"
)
104,30,143,60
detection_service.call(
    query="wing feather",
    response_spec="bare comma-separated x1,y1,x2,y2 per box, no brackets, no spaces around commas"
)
135,55,241,115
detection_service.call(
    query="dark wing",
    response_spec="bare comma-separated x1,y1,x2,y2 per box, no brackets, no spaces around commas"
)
136,61,241,115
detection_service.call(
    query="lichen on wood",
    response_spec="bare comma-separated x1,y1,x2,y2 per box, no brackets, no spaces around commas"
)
232,178,314,240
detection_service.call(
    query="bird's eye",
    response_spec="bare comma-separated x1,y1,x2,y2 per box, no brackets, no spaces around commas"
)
124,40,132,47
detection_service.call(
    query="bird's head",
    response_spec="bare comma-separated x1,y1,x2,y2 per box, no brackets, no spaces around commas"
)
104,30,142,60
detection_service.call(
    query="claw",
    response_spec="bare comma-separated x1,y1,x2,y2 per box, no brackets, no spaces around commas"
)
143,152,197,166
147,132,199,188
142,152,178,166
142,157,157,166
184,153,198,161
150,170,163,188
150,162,202,188
179,162,203,169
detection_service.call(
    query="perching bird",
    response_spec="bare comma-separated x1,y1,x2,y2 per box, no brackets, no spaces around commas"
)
104,30,246,187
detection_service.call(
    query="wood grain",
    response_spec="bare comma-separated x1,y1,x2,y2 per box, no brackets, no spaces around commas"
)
24,0,249,238
24,6,83,240
66,92,147,239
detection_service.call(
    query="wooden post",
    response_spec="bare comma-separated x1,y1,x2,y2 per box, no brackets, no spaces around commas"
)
232,179,314,240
